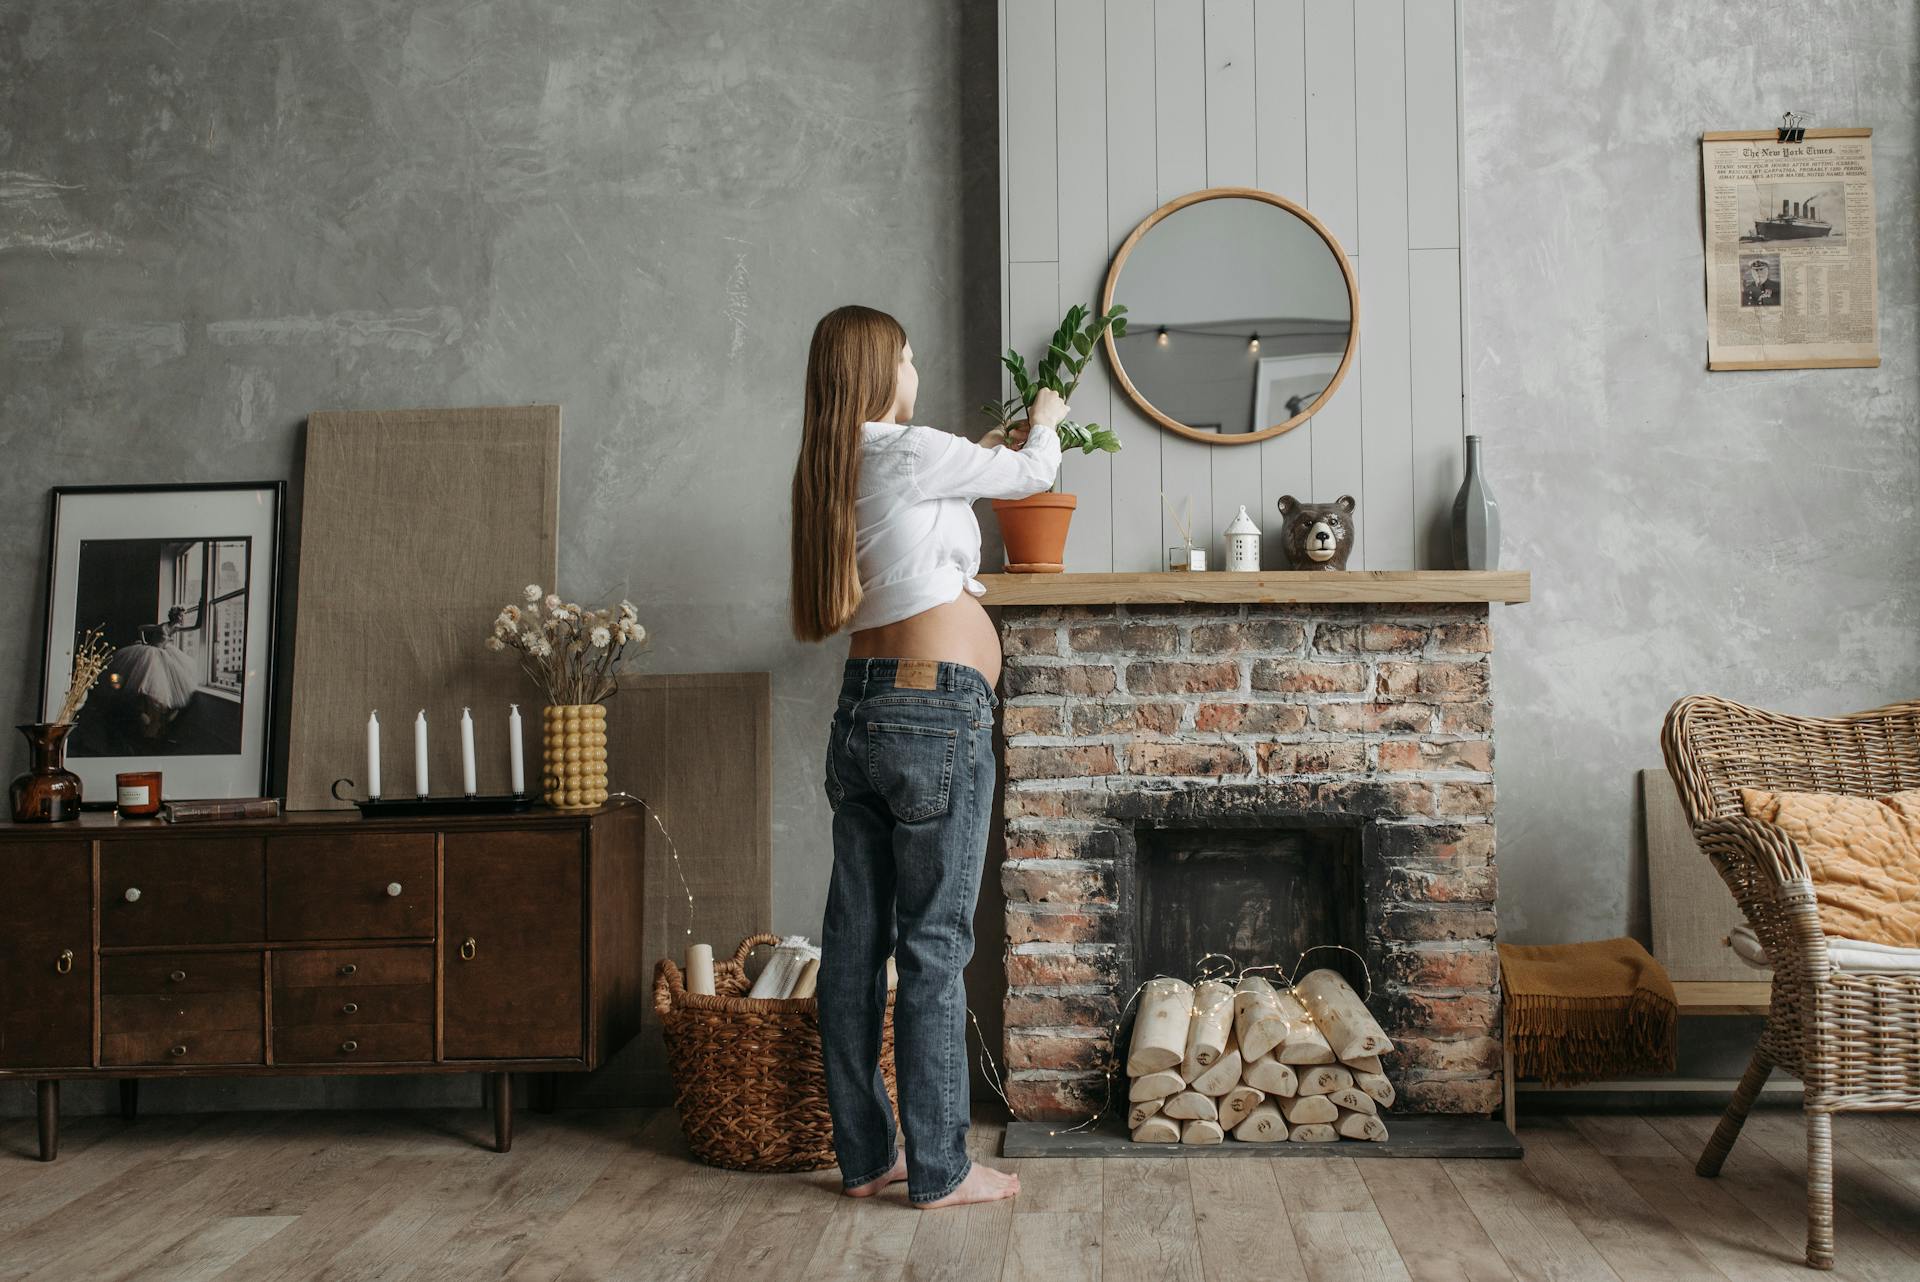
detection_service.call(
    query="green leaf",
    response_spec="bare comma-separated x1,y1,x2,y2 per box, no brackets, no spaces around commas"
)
1106,303,1128,317
1072,332,1092,356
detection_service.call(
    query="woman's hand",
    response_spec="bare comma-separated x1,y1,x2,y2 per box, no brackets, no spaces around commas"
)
1028,388,1069,431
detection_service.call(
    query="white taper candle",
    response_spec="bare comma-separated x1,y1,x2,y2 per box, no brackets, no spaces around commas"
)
366,711,381,800
414,710,429,798
459,706,477,797
508,703,525,795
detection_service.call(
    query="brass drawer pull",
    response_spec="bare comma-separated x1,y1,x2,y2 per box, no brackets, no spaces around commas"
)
169,1045,186,1057
169,970,187,983
341,1040,358,1054
342,1002,359,1015
55,949,74,975
386,882,403,897
338,963,357,978
124,887,142,903
459,937,477,962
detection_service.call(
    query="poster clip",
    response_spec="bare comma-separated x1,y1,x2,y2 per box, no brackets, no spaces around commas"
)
1777,110,1812,144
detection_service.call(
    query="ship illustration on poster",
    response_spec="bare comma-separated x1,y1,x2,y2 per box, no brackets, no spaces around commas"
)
1753,198,1832,240
1740,181,1845,244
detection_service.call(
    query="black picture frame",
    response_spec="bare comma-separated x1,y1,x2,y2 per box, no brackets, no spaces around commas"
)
38,481,286,803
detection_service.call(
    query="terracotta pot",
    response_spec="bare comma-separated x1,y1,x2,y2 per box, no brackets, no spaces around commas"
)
991,492,1077,573
11,722,83,823
542,703,608,810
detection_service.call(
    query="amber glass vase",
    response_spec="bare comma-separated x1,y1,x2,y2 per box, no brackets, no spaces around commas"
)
11,722,83,823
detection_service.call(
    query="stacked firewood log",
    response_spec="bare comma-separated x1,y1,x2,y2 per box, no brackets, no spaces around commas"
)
1125,969,1395,1144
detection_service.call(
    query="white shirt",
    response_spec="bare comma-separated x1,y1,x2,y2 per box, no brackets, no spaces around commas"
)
847,418,1063,632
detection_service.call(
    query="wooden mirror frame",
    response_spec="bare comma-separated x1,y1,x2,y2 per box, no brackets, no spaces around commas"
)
1101,186,1360,447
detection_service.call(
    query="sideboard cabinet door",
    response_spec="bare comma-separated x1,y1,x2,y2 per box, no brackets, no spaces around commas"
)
443,830,584,1061
1,842,93,1069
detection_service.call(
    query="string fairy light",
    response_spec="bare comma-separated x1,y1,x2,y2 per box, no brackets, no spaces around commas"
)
608,791,696,942
971,943,1377,1139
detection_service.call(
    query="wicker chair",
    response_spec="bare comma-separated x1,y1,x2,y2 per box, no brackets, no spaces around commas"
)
1661,694,1920,1271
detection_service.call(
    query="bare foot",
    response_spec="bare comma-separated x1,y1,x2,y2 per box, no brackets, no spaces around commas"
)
916,1164,1019,1210
844,1151,907,1198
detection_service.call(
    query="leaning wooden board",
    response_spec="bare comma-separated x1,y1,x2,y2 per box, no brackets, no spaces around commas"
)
564,671,773,1106
285,406,561,809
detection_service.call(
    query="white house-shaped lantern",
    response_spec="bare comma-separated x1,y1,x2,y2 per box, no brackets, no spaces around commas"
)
1225,505,1262,572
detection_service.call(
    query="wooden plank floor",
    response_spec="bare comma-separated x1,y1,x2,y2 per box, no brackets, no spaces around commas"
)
0,1106,1915,1280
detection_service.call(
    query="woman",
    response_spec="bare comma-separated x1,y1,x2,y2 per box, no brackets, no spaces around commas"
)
790,304,1067,1208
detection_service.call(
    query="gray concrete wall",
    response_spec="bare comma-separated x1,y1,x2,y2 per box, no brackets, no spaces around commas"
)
1,0,998,1114
1464,0,1919,953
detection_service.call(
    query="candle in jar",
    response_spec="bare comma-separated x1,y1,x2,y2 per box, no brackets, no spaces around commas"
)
366,711,382,800
508,703,525,795
459,707,477,797
414,710,429,798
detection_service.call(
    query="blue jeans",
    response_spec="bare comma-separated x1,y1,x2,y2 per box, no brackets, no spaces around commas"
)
819,657,997,1203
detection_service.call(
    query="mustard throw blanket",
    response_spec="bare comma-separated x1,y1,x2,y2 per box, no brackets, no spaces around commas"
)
1499,938,1677,1086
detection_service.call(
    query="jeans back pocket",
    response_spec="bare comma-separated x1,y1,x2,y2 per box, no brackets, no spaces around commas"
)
865,721,959,821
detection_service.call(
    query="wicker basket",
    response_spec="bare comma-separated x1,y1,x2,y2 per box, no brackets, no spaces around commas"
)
654,933,898,1172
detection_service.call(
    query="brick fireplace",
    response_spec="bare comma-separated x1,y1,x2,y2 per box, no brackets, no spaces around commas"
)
991,593,1510,1123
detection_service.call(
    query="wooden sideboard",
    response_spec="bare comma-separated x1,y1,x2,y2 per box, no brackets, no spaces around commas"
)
0,801,645,1160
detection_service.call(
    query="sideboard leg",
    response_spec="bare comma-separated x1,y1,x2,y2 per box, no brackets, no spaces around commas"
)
37,1081,59,1161
120,1080,139,1122
491,1072,513,1153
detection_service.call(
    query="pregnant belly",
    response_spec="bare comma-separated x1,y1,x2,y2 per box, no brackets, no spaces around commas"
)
847,591,1004,686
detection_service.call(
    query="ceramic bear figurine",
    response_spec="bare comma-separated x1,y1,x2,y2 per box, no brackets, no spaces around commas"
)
1276,495,1356,571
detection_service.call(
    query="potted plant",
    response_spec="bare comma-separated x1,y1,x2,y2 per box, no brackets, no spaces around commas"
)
983,302,1126,572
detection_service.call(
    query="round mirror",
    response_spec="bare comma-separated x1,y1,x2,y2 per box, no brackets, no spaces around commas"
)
1102,187,1358,446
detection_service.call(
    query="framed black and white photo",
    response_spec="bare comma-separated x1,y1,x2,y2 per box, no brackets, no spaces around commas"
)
39,483,284,801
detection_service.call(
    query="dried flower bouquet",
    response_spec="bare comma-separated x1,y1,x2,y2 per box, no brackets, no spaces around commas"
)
487,585,648,706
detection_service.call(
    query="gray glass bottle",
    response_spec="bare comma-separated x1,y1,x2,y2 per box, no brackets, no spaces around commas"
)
1450,435,1499,570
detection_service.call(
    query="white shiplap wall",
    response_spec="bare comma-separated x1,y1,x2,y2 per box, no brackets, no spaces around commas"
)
999,0,1467,571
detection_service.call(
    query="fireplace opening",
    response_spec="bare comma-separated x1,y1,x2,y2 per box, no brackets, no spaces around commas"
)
1134,821,1367,992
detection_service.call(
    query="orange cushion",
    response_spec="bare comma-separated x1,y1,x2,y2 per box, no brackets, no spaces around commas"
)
1740,787,1920,948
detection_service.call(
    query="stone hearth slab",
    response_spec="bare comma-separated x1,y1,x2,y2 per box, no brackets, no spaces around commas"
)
1002,1114,1520,1159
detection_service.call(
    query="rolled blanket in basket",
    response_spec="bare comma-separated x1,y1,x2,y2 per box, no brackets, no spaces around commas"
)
1499,937,1677,1086
746,934,821,999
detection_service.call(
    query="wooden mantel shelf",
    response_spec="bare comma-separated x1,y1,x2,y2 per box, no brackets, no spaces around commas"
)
976,570,1531,607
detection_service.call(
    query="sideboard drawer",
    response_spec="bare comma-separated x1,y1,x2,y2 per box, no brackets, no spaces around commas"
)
101,839,265,947
102,1027,265,1067
266,835,436,941
272,946,433,990
273,983,431,1028
274,1023,433,1065
104,952,262,996
104,990,260,1036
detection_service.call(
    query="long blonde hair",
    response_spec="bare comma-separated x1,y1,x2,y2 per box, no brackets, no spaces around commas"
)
790,305,906,642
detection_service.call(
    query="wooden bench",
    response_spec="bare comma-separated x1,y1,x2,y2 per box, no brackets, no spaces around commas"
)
1503,980,1772,1131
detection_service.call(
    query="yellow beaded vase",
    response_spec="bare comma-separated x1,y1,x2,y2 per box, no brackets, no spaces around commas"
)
542,703,609,810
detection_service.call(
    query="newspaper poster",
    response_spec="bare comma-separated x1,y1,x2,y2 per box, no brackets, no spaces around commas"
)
1701,129,1878,370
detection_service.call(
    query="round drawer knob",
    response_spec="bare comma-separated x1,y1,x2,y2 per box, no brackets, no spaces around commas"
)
342,1002,359,1015
168,970,186,983
341,1040,358,1054
169,1045,186,1057
124,887,141,903
338,963,357,978
386,882,402,897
